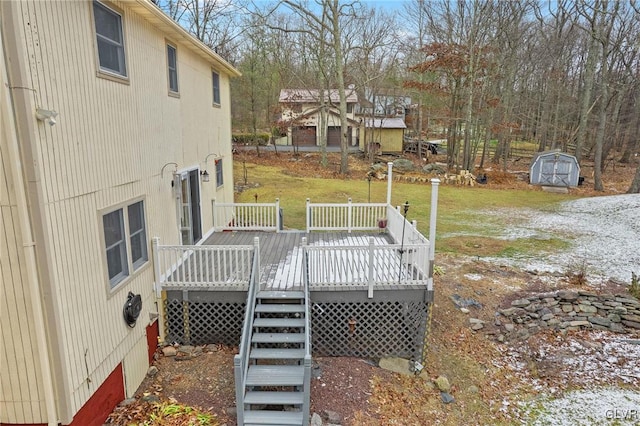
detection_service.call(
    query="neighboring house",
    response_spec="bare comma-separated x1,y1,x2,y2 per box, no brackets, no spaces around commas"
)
356,88,411,120
0,1,239,425
277,89,360,147
360,117,407,154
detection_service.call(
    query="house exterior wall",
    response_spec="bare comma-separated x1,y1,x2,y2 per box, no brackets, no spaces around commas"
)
1,0,237,423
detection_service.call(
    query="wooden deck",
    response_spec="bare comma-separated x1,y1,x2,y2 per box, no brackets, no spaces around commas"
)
202,231,392,291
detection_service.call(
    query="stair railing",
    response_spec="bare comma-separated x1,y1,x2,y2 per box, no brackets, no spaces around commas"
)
302,237,312,426
234,237,260,426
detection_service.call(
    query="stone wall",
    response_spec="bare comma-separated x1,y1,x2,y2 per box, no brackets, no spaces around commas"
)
494,290,640,341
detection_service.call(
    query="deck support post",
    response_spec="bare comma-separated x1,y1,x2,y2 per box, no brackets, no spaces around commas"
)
368,237,375,298
428,179,441,292
151,237,166,343
386,162,393,205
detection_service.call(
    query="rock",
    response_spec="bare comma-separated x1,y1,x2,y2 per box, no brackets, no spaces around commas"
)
322,410,343,424
516,329,530,340
547,318,561,326
471,323,484,331
588,317,611,327
467,385,479,394
226,406,237,417
558,291,579,302
511,299,531,308
393,158,415,171
612,306,628,314
561,304,574,313
621,314,640,323
578,304,597,314
569,320,592,328
441,392,455,404
497,334,505,342
450,294,483,309
541,313,554,321
146,366,158,377
205,344,219,352
423,164,446,174
469,318,485,325
119,398,137,406
141,394,160,403
615,297,639,306
379,357,415,376
162,346,177,357
622,320,640,329
311,413,323,426
435,376,451,392
610,323,627,333
460,307,470,314
504,323,515,332
607,313,622,323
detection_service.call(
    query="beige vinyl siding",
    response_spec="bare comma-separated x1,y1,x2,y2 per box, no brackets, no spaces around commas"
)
1,95,46,422
4,0,235,419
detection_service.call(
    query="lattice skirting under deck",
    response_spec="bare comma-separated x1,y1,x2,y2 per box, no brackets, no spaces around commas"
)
163,289,432,362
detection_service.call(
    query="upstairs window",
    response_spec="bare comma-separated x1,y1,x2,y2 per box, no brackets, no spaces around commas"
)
93,1,127,77
212,71,221,105
167,44,179,93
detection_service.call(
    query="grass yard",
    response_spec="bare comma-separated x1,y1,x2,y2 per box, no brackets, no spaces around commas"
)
233,159,579,259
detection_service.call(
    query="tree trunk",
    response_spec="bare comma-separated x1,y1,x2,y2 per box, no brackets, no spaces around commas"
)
628,165,640,193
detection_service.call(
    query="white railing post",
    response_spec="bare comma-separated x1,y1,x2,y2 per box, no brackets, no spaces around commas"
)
368,237,375,298
151,237,166,343
347,198,353,233
275,198,280,233
212,198,217,231
428,179,441,292
253,237,261,289
306,198,311,232
386,162,393,206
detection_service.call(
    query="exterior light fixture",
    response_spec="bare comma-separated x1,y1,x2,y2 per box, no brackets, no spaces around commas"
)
35,108,58,126
201,170,210,182
160,162,178,178
201,153,220,184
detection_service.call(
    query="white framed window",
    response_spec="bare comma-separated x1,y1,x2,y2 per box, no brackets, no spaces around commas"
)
93,1,127,77
215,159,223,188
102,200,148,289
212,71,221,105
167,43,179,93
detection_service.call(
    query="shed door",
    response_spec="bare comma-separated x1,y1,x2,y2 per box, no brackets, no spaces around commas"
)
539,157,572,186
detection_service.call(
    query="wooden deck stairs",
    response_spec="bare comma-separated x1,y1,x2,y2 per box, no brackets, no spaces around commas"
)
238,290,311,426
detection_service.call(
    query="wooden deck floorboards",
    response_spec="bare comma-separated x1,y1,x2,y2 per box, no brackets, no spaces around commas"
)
203,231,393,290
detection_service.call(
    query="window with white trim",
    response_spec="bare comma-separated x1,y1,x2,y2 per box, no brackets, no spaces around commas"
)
102,200,147,288
93,1,127,77
212,71,221,105
167,44,178,93
215,159,223,188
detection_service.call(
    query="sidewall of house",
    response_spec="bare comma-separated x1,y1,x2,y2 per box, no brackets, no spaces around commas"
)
4,1,234,423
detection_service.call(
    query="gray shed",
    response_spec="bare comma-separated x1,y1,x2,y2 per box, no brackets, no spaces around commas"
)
529,150,580,187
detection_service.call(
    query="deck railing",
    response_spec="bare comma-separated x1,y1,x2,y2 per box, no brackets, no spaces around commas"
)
305,238,429,298
306,198,387,232
154,242,255,289
233,238,260,426
301,237,312,425
213,198,280,232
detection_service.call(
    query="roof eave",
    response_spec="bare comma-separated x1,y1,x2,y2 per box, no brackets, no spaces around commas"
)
130,0,241,78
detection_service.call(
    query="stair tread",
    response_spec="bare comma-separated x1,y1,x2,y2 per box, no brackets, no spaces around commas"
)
244,391,304,405
246,365,304,386
257,291,305,299
250,348,305,359
255,304,305,313
252,333,305,343
243,410,303,425
253,318,305,328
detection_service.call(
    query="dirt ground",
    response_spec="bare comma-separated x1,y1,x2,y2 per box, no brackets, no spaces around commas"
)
107,151,639,425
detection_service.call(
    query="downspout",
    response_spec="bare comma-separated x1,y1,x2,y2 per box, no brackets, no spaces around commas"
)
0,17,57,426
2,2,72,423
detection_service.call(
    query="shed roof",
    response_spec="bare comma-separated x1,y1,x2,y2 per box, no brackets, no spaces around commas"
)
128,0,240,77
279,89,358,104
364,117,406,129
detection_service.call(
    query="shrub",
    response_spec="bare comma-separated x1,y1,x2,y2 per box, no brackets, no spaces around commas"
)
630,272,640,299
232,133,270,146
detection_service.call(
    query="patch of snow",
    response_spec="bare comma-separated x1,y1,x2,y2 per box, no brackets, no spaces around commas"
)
523,389,640,425
484,194,640,284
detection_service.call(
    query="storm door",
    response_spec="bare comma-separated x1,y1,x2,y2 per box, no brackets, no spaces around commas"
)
179,169,202,244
